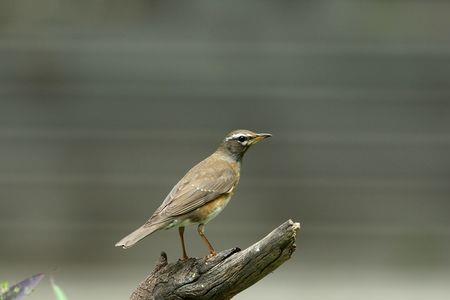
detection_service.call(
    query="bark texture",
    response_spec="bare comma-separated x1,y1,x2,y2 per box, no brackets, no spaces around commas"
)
130,219,300,300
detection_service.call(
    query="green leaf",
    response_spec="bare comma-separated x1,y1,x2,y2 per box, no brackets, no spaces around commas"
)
50,278,68,300
0,282,9,294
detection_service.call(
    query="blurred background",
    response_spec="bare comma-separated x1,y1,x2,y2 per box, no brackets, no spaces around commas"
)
1,1,450,299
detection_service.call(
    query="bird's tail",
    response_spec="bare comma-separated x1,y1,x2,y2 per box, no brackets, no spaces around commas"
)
115,223,163,249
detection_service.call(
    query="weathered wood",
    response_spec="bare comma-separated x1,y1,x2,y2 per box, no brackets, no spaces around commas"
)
130,219,300,300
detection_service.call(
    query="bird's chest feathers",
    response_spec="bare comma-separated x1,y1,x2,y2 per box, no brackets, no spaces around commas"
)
197,193,233,223
200,162,240,222
230,161,241,183
175,194,232,227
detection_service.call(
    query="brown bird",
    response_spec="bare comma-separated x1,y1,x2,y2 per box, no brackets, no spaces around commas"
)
115,129,271,259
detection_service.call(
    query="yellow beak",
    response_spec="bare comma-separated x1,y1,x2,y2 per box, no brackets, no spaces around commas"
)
251,133,272,144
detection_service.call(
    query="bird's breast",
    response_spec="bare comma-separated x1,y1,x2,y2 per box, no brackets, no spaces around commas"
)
200,193,233,223
186,193,233,225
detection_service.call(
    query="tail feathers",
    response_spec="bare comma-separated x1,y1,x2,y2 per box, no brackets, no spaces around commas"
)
115,223,162,249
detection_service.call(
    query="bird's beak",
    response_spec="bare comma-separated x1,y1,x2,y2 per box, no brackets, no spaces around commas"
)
251,133,272,144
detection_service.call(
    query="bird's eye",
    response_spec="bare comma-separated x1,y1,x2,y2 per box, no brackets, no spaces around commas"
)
238,136,247,143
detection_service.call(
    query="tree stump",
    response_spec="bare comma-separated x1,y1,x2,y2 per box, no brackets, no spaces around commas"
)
130,219,300,300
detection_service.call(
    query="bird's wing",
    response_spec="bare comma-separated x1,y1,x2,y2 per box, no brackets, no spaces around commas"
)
147,157,237,224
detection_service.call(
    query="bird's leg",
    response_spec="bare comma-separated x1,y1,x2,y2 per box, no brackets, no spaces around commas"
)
197,224,217,257
178,226,189,260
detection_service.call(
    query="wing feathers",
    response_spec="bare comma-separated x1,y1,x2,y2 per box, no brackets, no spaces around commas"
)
116,155,238,249
151,157,237,220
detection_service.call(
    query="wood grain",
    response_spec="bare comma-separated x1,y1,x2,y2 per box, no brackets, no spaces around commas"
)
130,220,300,300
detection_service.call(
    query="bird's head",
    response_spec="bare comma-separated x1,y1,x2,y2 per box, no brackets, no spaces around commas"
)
218,129,272,161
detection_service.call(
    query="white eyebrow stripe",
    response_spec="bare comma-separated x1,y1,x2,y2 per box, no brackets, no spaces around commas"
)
225,133,252,141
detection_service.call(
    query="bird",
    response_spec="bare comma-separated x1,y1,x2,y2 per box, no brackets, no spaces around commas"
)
115,129,271,259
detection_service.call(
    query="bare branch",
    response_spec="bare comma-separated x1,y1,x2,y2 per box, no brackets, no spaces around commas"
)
130,220,300,300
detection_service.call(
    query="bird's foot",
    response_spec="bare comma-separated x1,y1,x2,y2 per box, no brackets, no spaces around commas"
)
179,255,189,261
206,251,217,259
